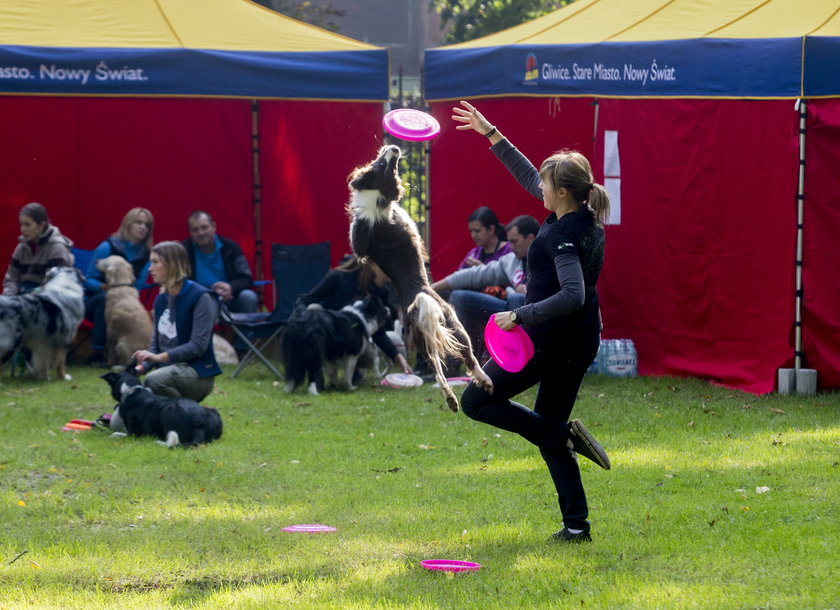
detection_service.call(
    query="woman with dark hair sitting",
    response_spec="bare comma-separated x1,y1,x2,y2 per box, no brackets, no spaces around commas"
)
84,207,154,366
132,241,220,402
458,205,511,269
3,202,74,296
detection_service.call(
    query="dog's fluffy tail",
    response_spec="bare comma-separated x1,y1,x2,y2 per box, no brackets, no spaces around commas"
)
407,292,465,361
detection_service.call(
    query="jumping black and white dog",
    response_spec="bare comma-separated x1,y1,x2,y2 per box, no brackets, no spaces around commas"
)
0,266,85,380
100,371,223,448
347,145,493,412
281,295,391,395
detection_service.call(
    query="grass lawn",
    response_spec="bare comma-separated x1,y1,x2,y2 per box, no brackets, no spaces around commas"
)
0,366,837,609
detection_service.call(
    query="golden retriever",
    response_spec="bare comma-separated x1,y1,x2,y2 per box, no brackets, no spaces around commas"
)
96,255,153,366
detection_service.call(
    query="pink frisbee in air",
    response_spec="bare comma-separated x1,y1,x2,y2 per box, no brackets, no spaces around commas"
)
281,524,336,533
484,315,535,372
383,108,441,141
421,559,481,573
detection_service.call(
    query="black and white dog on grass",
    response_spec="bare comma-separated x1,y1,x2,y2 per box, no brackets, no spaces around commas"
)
281,295,392,395
100,371,222,448
347,145,494,412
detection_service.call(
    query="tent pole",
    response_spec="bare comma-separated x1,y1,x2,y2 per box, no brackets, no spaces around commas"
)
592,98,599,146
794,98,806,370
251,99,264,292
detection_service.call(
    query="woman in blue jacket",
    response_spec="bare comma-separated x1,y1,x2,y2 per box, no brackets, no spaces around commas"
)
84,207,154,366
133,241,220,402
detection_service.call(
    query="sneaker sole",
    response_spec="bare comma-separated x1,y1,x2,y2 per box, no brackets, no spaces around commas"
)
570,419,611,470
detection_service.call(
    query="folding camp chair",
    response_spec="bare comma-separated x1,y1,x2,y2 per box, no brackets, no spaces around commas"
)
222,241,331,379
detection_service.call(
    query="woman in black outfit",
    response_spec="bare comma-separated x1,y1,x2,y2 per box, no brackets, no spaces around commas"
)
452,100,611,543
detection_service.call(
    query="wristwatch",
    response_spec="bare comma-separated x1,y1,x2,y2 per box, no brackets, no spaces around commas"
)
510,310,521,325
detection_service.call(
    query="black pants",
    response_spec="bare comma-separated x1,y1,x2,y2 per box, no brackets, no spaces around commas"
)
84,291,107,352
461,343,598,532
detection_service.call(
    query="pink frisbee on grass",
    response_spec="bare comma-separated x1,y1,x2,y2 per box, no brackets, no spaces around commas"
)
421,559,481,573
484,315,535,372
281,524,336,533
383,108,441,141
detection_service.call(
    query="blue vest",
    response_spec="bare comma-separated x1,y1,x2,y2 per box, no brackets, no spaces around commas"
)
153,280,221,378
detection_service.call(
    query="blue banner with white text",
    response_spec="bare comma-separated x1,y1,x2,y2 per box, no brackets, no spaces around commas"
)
425,39,806,100
0,45,389,100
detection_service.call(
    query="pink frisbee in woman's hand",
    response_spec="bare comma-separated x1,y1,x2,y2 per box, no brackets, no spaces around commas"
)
383,109,441,141
421,559,481,573
484,315,535,372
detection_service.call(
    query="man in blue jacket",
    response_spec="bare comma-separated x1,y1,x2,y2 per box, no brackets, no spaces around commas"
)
182,211,257,315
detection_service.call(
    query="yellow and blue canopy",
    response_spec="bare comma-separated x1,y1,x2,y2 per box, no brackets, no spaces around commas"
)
0,0,388,100
425,0,840,100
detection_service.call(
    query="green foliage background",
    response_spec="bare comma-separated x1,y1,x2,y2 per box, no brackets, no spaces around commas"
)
430,0,574,43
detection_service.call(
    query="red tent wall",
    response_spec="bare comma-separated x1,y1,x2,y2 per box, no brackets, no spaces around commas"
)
0,96,254,261
427,97,595,278
258,99,385,269
802,100,840,389
593,99,798,394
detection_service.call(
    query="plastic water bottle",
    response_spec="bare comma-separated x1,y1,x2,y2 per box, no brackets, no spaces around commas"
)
599,339,614,376
625,339,638,377
601,339,638,378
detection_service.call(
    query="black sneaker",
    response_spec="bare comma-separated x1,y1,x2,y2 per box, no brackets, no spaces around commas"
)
568,419,610,470
550,527,592,543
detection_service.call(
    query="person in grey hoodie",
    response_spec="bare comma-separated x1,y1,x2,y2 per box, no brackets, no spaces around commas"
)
432,214,539,357
3,202,74,296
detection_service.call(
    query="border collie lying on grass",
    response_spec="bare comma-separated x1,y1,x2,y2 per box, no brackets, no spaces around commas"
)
101,371,222,448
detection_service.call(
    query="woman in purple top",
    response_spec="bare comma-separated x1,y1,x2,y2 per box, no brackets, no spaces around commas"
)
458,206,511,269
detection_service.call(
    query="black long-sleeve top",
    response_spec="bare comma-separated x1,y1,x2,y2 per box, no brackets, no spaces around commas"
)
491,138,605,355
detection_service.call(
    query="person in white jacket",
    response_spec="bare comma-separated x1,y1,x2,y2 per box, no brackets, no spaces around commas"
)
432,215,540,357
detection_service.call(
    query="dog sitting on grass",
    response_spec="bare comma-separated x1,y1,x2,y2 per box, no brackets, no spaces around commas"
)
96,255,153,366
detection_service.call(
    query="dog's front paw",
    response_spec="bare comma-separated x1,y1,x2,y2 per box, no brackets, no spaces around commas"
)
473,370,494,395
446,394,460,413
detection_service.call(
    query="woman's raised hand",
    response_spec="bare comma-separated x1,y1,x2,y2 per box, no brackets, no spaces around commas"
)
452,100,495,135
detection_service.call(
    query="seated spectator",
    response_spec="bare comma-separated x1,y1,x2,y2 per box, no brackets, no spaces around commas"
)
432,215,540,357
133,241,220,401
83,207,154,366
3,202,74,296
458,206,511,269
182,211,257,315
300,255,412,376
